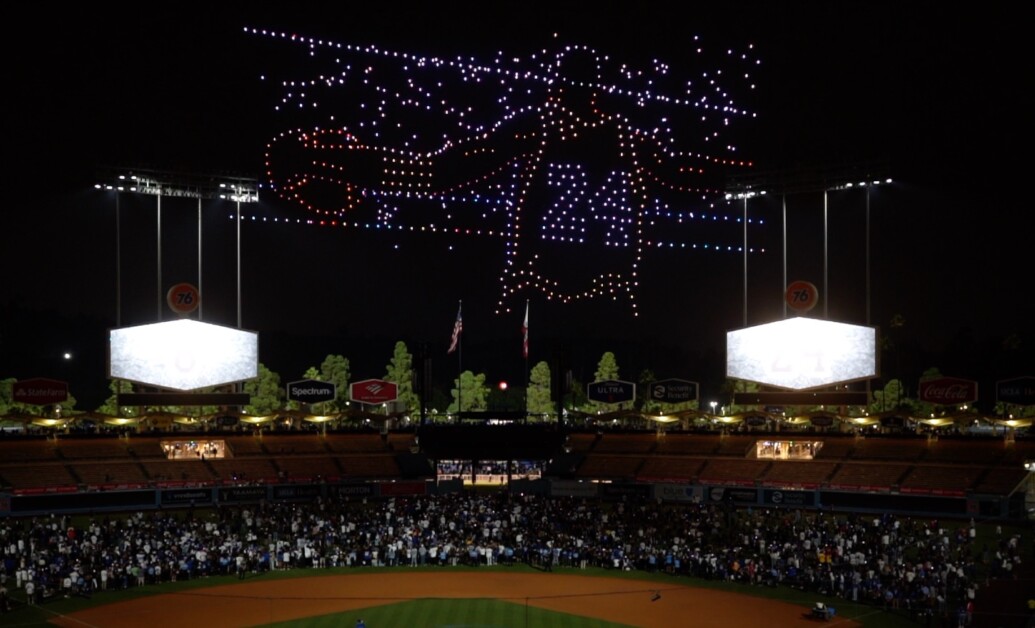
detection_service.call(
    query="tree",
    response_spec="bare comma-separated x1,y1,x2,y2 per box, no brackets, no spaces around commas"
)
567,376,588,412
594,351,620,381
723,378,760,415
448,370,490,413
96,379,139,417
526,361,553,418
636,369,659,413
589,351,622,414
319,354,351,413
870,379,909,414
384,341,419,416
0,378,18,415
243,363,283,415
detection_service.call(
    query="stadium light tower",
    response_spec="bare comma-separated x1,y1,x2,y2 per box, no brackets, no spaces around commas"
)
726,161,891,322
95,167,259,327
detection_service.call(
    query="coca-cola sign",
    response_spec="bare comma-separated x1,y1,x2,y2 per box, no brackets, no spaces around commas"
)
919,377,978,404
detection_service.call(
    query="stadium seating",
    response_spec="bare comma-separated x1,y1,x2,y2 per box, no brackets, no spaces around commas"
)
0,438,60,462
207,458,280,482
698,459,769,485
0,463,78,490
637,456,706,482
565,433,598,453
898,464,982,494
593,432,656,454
714,435,756,456
263,434,332,455
848,438,926,460
575,454,644,479
274,456,341,480
653,433,720,455
761,461,838,487
924,438,1004,464
71,461,149,486
57,439,132,459
141,459,220,484
972,466,1029,495
325,433,389,453
224,436,267,456
0,430,1030,503
828,462,912,489
335,454,401,479
811,438,855,459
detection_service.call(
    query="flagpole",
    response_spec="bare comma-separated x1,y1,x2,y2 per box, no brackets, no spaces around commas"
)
447,300,464,419
457,314,463,416
523,299,529,418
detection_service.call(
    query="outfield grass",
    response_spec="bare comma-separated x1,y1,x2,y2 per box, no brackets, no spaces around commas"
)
264,598,632,628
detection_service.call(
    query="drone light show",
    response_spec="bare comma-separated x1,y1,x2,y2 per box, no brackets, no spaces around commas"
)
245,27,766,316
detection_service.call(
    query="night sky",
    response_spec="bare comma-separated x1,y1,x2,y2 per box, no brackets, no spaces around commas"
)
3,2,1031,410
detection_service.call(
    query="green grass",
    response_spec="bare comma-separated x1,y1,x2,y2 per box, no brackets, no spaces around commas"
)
265,598,632,628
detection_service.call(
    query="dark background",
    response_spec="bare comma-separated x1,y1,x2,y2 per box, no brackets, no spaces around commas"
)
3,2,1032,410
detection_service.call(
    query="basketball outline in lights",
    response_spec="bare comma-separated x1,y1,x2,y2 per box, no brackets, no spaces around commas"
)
247,27,766,315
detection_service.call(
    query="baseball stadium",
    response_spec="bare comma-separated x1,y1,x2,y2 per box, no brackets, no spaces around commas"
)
1,416,1032,628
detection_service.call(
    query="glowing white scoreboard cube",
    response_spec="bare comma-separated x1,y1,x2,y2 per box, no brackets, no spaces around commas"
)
109,319,258,390
726,317,876,390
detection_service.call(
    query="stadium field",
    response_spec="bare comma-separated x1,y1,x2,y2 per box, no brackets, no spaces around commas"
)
8,565,921,628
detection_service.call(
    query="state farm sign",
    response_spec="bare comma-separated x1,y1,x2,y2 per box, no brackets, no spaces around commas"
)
919,377,977,404
12,378,69,405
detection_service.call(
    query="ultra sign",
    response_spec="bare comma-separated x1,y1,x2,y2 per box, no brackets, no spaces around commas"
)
587,380,635,403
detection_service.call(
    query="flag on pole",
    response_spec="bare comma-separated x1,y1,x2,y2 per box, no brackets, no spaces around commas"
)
448,302,463,354
522,300,529,358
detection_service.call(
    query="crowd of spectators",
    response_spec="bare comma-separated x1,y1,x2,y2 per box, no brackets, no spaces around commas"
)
0,492,1028,625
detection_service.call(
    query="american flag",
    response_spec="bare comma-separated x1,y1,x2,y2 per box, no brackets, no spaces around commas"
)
447,302,463,354
522,301,529,358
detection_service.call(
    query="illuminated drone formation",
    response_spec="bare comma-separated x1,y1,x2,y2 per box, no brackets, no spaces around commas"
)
245,27,766,315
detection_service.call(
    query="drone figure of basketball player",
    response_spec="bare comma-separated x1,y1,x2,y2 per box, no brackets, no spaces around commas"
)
252,28,761,314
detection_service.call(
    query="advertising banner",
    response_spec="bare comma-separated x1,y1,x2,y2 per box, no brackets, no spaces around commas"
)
161,488,214,505
328,483,375,499
219,486,268,503
763,489,815,506
272,484,323,500
653,483,702,502
707,486,757,504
